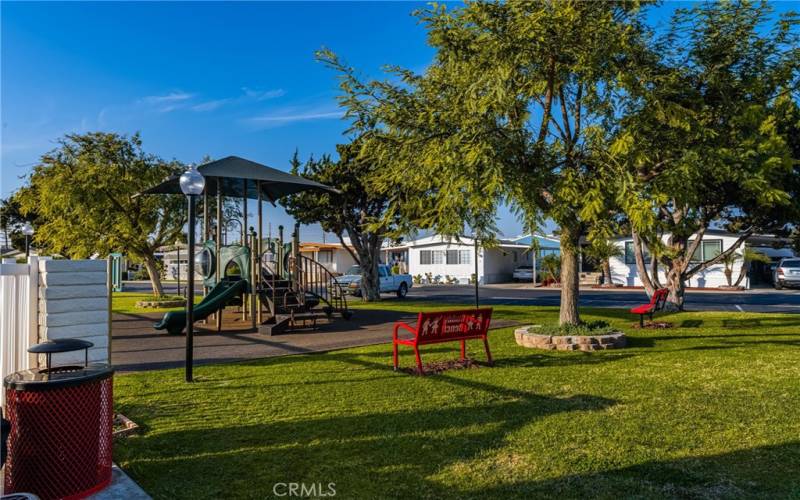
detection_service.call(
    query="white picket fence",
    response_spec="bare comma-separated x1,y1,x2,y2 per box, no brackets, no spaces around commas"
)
0,257,39,405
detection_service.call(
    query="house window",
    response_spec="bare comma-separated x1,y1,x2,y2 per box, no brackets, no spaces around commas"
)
317,250,333,264
624,241,649,265
420,250,445,265
443,249,472,265
420,250,432,265
446,250,459,265
688,239,723,263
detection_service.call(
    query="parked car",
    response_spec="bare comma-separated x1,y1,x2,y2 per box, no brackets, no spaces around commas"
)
336,264,413,298
773,258,800,289
512,265,534,282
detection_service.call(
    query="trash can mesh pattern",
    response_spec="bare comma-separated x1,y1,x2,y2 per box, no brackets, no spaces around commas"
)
3,376,113,500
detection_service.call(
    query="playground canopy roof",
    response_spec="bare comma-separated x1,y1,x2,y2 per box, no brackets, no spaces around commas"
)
139,155,338,202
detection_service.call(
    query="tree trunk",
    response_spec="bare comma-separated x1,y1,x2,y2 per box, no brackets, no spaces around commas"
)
349,234,382,303
559,228,581,326
602,260,613,286
663,264,685,311
632,230,657,297
360,247,381,302
734,261,751,287
143,254,164,297
724,267,733,287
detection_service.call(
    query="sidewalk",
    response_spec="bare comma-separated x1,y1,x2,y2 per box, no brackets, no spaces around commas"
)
111,308,521,372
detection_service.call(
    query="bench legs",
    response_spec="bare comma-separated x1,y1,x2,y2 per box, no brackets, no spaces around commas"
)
483,337,493,366
413,346,424,374
395,338,494,374
639,314,644,328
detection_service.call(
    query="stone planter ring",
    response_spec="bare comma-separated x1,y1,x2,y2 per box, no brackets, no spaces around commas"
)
514,326,626,352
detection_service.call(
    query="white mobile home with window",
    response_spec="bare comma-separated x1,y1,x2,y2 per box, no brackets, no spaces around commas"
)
383,235,533,284
300,242,357,276
608,230,793,289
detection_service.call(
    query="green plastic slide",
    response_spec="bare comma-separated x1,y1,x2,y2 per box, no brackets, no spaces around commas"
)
154,279,247,335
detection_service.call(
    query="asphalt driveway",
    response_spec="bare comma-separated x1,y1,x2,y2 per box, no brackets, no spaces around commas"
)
123,281,800,313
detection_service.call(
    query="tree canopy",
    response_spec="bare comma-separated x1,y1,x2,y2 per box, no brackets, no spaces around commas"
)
612,1,800,308
320,1,649,324
282,143,403,301
16,132,186,295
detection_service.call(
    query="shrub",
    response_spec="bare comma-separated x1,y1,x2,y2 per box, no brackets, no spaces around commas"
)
529,320,616,336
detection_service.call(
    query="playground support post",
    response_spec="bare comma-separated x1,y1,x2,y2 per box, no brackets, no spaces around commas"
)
250,227,257,330
242,179,248,322
185,194,197,382
216,178,223,332
257,181,263,324
278,225,284,276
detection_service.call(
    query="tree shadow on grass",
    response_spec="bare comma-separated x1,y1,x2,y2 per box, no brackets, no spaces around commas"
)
471,441,800,499
116,382,617,499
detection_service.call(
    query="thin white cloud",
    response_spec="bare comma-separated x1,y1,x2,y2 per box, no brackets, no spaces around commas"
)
140,91,195,105
242,87,286,101
248,109,341,125
191,99,232,112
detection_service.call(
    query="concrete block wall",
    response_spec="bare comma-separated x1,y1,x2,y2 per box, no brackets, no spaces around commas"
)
38,259,109,365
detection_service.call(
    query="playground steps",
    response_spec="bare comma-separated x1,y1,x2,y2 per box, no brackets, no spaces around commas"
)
259,310,330,336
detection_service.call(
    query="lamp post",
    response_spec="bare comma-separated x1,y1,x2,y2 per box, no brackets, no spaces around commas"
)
22,222,34,258
179,164,205,382
175,239,182,297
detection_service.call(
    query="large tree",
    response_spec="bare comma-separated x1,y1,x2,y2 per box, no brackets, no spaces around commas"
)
16,132,186,295
613,1,800,309
282,144,401,301
321,1,647,324
0,194,35,253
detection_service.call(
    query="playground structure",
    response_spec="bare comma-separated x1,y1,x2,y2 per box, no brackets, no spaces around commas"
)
143,156,350,335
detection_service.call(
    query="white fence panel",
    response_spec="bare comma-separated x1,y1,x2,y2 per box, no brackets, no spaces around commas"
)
0,257,38,405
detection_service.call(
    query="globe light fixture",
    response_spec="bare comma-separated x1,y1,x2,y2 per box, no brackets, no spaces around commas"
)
179,164,205,196
179,164,204,382
21,222,34,257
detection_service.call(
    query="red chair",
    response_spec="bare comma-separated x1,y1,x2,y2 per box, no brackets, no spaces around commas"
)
393,308,493,374
630,288,669,327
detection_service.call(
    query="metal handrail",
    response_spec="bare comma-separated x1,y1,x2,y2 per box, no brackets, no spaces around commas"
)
287,255,349,317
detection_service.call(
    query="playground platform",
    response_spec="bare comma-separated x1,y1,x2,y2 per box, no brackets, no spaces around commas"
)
111,309,521,372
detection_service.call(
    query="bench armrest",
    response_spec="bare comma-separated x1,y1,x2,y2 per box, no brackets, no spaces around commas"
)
393,321,417,340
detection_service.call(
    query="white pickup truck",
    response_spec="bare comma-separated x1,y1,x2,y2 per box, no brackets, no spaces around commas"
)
336,264,413,298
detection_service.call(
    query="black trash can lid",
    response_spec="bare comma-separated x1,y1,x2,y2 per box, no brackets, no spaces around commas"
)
4,364,114,391
28,338,94,354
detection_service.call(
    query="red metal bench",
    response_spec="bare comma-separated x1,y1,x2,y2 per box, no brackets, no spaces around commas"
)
630,288,669,327
393,308,493,374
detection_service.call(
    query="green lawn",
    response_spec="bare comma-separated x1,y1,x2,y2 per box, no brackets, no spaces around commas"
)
114,302,800,499
112,292,200,314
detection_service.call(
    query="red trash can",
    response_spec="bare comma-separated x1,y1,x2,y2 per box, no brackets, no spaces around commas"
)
3,339,113,500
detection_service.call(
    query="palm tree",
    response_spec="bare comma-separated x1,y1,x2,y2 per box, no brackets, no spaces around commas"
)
540,253,561,284
585,240,624,287
721,251,740,287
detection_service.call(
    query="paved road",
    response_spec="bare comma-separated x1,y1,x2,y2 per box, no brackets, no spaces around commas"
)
122,281,800,313
405,284,800,314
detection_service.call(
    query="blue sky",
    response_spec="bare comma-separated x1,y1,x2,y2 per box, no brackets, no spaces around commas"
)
2,2,794,242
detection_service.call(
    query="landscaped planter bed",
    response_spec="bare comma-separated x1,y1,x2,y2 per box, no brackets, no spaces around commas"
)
135,298,185,308
514,326,626,351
